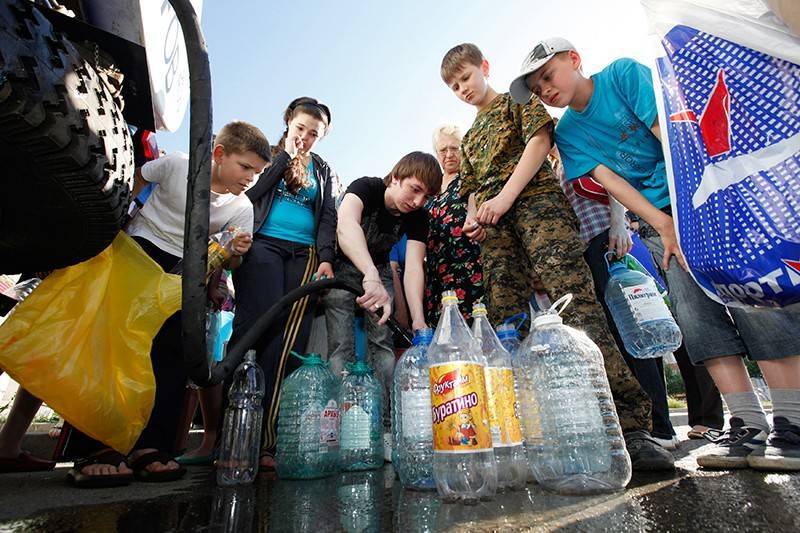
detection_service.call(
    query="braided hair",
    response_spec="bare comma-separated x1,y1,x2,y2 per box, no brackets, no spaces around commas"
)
276,97,331,193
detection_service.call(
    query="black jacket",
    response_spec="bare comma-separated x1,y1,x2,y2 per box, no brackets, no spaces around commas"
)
246,150,337,264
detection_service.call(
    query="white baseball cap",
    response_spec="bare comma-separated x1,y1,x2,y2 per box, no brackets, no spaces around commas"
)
510,37,576,104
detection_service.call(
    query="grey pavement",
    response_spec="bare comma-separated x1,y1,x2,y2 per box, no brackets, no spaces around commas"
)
1,416,798,532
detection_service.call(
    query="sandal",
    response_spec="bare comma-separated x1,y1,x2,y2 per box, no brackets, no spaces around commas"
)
48,423,63,439
130,450,186,482
688,425,710,439
0,451,56,473
175,453,214,466
66,449,133,488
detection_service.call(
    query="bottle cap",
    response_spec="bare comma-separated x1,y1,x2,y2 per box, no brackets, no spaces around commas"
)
472,303,488,317
608,262,628,276
496,323,518,339
412,327,434,345
346,360,372,375
244,349,256,362
441,290,458,305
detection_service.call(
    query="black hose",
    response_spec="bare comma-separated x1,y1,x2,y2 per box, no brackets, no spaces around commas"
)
167,0,214,387
209,278,413,384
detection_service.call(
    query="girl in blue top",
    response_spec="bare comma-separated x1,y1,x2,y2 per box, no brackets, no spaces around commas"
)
228,97,337,471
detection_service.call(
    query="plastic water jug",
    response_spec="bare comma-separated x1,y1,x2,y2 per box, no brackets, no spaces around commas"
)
276,352,340,479
515,295,631,494
339,359,384,471
392,327,435,490
605,256,682,359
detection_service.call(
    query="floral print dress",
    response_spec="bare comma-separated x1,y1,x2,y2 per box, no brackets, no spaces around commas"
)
424,175,484,325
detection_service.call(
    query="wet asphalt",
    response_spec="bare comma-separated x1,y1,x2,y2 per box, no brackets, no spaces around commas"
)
1,433,798,533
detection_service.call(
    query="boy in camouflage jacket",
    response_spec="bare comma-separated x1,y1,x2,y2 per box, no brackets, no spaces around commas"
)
440,43,673,470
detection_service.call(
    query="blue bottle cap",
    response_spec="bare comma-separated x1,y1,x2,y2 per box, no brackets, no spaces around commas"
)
412,327,434,345
496,324,518,340
608,262,628,276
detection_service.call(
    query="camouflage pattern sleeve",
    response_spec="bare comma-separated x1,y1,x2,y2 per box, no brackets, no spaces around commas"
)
514,95,554,146
458,142,477,198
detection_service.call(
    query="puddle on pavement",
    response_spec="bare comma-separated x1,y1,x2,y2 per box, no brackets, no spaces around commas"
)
2,466,799,532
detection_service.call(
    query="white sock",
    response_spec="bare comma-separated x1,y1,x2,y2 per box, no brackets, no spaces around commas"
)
722,391,769,433
770,389,800,426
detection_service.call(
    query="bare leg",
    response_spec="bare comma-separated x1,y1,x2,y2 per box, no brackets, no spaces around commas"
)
173,387,198,453
0,388,42,458
182,384,222,458
758,355,800,390
704,355,753,394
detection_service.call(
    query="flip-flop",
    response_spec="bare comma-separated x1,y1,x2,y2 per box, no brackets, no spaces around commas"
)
0,451,56,473
130,451,186,482
48,423,63,439
688,425,710,439
175,453,214,466
66,449,132,488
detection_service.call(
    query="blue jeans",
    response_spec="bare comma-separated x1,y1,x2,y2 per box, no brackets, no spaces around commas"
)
323,262,395,426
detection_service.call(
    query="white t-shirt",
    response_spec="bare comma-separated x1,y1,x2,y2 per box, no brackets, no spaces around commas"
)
128,152,254,258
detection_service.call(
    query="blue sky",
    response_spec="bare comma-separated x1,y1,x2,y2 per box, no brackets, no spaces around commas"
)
157,0,658,185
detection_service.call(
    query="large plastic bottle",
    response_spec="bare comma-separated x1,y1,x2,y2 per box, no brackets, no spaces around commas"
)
471,304,528,491
276,352,340,479
514,294,631,495
392,327,435,490
217,349,265,486
428,291,497,504
605,258,682,359
339,359,384,471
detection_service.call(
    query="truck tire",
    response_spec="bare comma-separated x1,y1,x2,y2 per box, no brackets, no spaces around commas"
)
0,0,133,273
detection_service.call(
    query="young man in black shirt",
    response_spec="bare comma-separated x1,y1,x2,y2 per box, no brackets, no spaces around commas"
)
324,151,442,452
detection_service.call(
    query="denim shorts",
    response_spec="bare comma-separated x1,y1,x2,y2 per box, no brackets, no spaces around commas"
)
637,220,800,365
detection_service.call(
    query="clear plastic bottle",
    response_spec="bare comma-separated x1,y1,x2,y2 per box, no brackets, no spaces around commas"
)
392,327,435,490
216,349,265,486
339,360,384,471
428,291,497,504
514,295,631,495
471,304,528,491
207,226,241,279
605,260,682,359
276,352,340,479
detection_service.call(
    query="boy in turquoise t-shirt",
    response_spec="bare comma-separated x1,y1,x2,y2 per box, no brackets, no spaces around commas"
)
510,38,800,471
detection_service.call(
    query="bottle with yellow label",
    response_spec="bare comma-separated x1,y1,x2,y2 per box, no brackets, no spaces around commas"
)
428,291,497,503
472,303,529,491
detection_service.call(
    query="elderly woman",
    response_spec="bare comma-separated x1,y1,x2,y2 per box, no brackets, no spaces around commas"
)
424,124,485,325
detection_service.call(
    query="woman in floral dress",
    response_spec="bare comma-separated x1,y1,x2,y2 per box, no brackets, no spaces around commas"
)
424,125,485,325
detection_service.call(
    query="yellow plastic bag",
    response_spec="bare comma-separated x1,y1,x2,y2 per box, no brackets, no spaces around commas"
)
0,233,181,453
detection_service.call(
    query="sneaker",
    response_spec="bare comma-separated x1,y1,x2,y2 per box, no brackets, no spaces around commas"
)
652,435,680,450
696,417,767,469
383,432,393,463
624,430,675,470
747,417,800,471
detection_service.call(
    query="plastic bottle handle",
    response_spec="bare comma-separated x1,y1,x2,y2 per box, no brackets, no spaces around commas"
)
290,350,328,366
549,293,573,316
604,251,624,271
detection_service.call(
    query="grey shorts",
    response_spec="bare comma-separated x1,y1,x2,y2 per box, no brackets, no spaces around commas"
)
637,221,800,365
